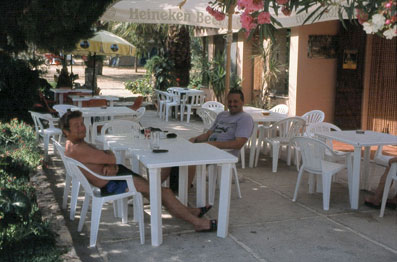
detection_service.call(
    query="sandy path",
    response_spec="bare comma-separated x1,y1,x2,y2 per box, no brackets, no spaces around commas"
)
44,63,146,98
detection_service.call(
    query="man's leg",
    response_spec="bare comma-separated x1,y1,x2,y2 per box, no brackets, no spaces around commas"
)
365,165,391,205
132,175,213,231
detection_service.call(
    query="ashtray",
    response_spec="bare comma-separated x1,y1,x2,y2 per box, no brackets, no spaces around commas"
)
262,112,270,116
356,130,365,134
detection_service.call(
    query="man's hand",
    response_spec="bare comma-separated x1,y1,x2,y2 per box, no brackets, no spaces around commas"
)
102,164,119,176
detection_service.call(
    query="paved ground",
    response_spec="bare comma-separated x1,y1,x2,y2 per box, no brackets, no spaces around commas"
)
42,66,397,262
43,110,397,262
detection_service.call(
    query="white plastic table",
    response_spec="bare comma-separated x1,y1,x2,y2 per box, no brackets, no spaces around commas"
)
50,88,92,104
68,95,119,107
71,107,136,142
248,110,288,167
315,130,397,209
103,134,238,246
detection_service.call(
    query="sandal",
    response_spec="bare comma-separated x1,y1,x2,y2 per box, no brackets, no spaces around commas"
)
197,219,217,233
198,205,212,218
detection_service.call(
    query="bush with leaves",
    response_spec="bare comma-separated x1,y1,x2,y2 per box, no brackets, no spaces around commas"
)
125,77,153,96
0,119,62,261
145,55,176,91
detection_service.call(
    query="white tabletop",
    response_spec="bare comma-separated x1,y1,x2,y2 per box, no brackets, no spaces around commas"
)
50,88,92,94
72,106,135,117
68,95,119,102
315,130,397,147
315,130,397,210
104,134,237,246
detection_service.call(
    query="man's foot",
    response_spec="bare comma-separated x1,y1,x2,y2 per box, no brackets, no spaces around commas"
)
198,205,212,218
195,219,217,233
364,198,397,210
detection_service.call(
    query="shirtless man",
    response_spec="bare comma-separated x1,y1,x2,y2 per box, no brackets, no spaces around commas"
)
60,110,216,232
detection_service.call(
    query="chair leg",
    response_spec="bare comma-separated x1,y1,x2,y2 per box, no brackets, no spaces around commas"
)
70,179,81,221
293,167,305,201
121,198,128,223
44,135,50,159
186,107,191,123
380,173,394,217
272,142,280,173
135,193,145,244
89,198,104,247
322,173,333,211
308,173,315,194
208,165,217,206
180,105,184,121
62,175,72,209
240,147,245,169
232,164,242,198
78,194,90,232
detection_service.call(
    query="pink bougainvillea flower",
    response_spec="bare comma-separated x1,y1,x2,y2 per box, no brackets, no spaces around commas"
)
240,11,254,31
356,9,369,24
206,6,226,21
276,0,289,5
237,0,263,13
385,2,392,8
257,12,271,24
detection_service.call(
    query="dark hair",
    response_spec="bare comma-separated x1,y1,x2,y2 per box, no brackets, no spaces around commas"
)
228,89,244,101
60,110,82,133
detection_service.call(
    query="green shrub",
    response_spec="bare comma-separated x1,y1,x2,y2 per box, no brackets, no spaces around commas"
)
125,77,153,96
0,119,62,261
145,55,176,91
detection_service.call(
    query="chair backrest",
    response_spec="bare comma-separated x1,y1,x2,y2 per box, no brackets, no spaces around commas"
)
268,117,306,140
270,104,289,114
301,110,325,125
52,138,75,176
53,104,78,117
184,93,206,108
63,156,100,198
29,111,58,135
136,107,146,119
306,122,341,148
197,108,218,132
202,101,224,110
291,136,334,174
130,96,144,111
100,120,141,137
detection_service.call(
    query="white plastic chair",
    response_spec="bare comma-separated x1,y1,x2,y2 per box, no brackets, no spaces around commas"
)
291,137,352,211
64,156,145,247
373,146,394,168
255,117,306,172
197,108,218,132
164,93,181,122
301,110,325,126
269,104,289,114
202,101,224,111
52,139,81,220
157,91,172,119
29,111,62,159
180,93,206,123
93,120,142,148
53,104,78,117
380,162,397,217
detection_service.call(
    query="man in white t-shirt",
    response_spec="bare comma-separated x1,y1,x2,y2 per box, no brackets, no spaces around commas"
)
162,89,254,188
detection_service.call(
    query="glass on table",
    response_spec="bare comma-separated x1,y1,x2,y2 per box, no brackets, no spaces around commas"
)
150,131,160,150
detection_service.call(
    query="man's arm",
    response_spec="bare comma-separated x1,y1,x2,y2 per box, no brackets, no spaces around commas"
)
206,137,248,150
189,130,213,143
66,142,116,165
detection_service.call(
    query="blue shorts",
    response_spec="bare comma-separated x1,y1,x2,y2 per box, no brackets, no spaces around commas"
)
100,165,139,195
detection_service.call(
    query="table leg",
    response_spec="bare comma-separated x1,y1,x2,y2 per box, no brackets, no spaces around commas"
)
178,166,188,205
83,117,91,143
249,123,259,168
149,168,162,246
78,101,82,107
217,163,232,238
59,94,64,104
196,165,206,207
349,147,362,209
362,146,371,190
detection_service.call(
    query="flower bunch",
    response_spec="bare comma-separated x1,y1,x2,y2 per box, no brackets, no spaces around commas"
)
206,6,226,21
359,1,397,39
